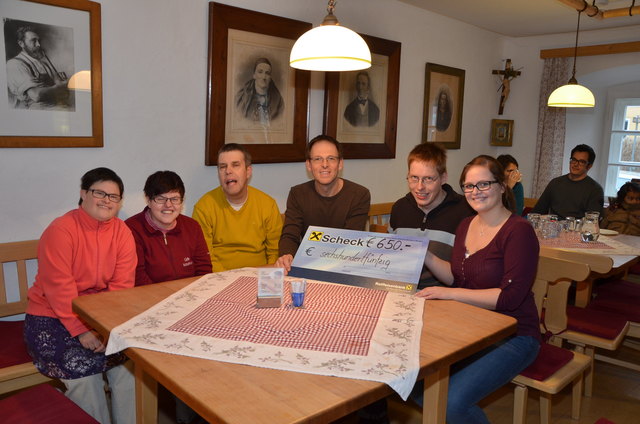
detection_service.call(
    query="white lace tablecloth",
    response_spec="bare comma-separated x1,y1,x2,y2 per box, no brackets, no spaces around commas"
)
106,268,424,399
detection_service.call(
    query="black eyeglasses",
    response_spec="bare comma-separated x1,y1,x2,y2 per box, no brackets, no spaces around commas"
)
569,157,589,166
152,195,183,205
87,189,122,203
461,181,499,193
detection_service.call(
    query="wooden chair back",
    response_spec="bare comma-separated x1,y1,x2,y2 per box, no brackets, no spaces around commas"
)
0,240,38,318
539,247,613,274
367,202,393,231
534,256,591,334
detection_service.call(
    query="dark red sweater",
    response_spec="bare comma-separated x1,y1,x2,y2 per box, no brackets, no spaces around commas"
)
125,209,212,285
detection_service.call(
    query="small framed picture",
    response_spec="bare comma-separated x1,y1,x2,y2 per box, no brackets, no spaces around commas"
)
490,119,513,146
422,62,465,149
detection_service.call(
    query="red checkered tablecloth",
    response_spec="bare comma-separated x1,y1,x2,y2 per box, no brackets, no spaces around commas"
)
106,268,423,399
168,276,387,356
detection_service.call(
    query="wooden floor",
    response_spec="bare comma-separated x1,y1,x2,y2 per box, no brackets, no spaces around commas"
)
158,344,640,424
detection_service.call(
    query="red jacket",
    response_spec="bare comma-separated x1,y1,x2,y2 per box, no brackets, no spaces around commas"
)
125,209,212,285
26,207,136,337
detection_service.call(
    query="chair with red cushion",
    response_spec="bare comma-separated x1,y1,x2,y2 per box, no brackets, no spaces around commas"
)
0,383,99,423
511,256,592,424
0,240,51,395
545,281,629,397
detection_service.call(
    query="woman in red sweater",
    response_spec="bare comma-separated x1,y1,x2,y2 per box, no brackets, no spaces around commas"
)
24,167,136,424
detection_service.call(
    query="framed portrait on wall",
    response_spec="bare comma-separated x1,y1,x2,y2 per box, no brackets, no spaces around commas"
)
490,119,513,146
421,62,465,149
0,0,103,148
323,34,400,159
206,3,311,165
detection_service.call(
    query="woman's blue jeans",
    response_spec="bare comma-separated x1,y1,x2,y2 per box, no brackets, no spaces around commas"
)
410,335,540,424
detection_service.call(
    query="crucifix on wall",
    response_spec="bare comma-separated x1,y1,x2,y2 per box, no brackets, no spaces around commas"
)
492,59,522,115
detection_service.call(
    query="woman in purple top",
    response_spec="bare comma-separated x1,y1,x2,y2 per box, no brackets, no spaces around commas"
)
413,155,540,424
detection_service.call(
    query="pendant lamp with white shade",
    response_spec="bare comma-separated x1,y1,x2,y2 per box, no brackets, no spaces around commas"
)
548,7,595,108
290,0,371,72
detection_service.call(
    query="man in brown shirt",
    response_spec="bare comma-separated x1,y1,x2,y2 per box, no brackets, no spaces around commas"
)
275,135,370,273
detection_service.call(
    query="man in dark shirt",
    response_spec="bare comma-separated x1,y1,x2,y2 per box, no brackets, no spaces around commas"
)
390,142,474,288
532,144,604,219
276,135,370,273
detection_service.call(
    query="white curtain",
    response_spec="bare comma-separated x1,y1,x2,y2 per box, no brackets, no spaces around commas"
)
532,57,570,198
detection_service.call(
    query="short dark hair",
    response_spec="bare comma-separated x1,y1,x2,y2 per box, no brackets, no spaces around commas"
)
460,155,515,212
143,171,185,199
571,144,596,164
79,167,124,205
16,26,35,43
218,143,252,166
407,143,447,175
615,181,640,205
306,135,343,160
496,154,519,170
356,71,370,85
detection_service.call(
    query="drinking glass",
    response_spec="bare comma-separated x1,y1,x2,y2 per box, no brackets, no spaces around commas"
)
581,212,600,242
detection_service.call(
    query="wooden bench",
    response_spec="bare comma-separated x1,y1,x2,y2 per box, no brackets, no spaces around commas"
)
0,240,51,394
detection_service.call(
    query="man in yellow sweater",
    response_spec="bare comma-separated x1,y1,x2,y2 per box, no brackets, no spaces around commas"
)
193,143,282,271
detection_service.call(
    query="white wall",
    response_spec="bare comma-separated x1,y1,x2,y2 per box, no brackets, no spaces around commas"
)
1,0,638,243
1,0,505,242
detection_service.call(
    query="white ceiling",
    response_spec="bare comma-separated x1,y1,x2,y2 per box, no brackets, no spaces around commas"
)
399,0,640,37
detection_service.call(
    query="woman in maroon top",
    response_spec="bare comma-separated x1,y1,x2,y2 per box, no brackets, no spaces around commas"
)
413,155,540,424
125,170,212,424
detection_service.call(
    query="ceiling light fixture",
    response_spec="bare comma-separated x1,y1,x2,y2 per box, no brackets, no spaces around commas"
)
289,0,371,72
548,4,595,107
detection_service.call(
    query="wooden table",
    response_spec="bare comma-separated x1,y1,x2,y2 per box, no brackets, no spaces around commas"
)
73,277,516,424
540,234,640,307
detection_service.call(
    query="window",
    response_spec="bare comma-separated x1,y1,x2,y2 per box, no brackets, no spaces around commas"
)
605,98,640,196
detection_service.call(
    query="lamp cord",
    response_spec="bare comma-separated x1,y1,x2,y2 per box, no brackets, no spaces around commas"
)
632,0,636,17
571,9,583,80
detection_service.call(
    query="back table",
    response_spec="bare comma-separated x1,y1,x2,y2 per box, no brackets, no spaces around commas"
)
73,276,516,424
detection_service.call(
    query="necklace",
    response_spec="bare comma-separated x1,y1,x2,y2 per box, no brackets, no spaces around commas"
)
479,220,487,237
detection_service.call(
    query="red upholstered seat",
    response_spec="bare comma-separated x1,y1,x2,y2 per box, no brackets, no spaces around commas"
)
594,279,640,301
0,320,32,368
588,298,640,323
627,262,640,275
0,383,99,423
566,306,628,339
519,342,574,381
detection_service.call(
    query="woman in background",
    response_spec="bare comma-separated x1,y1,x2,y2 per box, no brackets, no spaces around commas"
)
413,155,540,424
24,167,136,424
601,181,640,235
497,154,524,215
125,170,211,424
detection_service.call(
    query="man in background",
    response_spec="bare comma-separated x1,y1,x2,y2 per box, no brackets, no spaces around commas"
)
193,143,282,271
532,144,604,219
390,142,474,288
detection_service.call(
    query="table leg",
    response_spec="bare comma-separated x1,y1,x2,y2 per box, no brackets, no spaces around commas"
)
422,367,449,424
574,278,594,308
134,364,158,424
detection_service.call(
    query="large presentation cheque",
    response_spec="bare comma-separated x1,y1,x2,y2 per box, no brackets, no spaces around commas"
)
290,226,429,293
